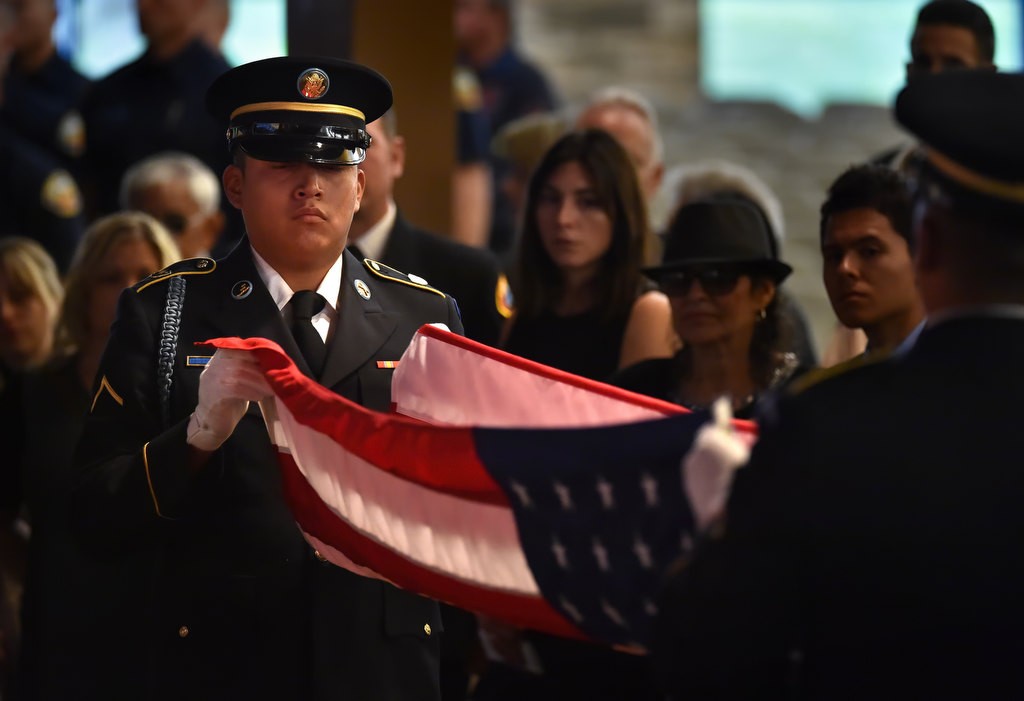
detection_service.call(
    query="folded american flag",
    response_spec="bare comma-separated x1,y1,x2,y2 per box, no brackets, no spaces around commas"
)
205,326,757,649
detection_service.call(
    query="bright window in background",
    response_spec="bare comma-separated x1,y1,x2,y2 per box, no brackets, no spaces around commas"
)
54,0,287,79
700,0,1023,118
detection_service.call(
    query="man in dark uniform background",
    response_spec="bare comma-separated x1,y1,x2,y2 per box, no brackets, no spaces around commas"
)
73,56,462,700
348,108,510,347
78,0,230,222
0,0,89,164
0,4,83,271
655,70,1024,700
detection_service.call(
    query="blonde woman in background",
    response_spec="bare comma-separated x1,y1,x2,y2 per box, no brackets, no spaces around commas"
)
16,212,178,699
0,237,62,696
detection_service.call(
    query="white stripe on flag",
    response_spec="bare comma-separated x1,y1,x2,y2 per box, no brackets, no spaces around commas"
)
393,328,682,428
270,397,540,596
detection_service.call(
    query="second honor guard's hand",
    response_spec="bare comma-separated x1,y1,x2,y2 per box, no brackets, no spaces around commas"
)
683,397,751,531
186,349,272,452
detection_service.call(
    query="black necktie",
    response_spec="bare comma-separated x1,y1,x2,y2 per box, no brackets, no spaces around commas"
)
289,291,327,375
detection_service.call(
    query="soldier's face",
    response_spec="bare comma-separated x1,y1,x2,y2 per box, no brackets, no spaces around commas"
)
822,207,920,334
223,156,364,275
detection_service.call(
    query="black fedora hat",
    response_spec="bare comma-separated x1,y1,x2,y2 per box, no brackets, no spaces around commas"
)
644,198,792,283
206,56,393,166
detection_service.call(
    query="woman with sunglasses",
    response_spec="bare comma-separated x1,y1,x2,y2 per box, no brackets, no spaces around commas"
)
613,197,807,419
502,129,675,381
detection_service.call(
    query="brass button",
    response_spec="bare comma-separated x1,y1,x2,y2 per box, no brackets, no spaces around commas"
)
178,626,189,638
314,549,327,562
423,623,432,637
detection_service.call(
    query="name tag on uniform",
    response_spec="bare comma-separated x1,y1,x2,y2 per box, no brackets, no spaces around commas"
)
186,356,212,368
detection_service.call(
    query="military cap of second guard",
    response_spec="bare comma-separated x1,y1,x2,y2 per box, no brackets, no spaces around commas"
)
895,71,1024,211
206,56,393,165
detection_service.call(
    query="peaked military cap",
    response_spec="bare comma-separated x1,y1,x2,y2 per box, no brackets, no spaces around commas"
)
896,71,1024,212
206,56,393,165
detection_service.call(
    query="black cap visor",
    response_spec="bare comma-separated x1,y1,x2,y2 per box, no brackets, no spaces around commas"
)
228,118,371,164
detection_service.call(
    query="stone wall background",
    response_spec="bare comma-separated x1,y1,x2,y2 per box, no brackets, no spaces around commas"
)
514,0,910,355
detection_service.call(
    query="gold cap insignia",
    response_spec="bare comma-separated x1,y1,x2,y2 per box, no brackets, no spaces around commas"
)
297,68,329,100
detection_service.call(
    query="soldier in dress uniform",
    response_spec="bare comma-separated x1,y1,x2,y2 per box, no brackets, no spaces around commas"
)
654,70,1024,700
0,0,89,163
0,3,83,271
73,56,462,700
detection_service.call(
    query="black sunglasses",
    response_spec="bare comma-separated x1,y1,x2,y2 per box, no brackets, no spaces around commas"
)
659,267,745,297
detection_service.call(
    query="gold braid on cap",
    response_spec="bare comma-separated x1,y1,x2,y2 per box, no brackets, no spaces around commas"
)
230,101,366,121
927,149,1024,205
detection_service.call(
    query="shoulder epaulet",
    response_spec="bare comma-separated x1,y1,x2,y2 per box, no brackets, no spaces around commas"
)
136,257,216,293
787,352,884,396
361,258,446,299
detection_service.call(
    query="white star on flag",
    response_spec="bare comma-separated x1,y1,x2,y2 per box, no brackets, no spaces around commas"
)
592,537,610,571
601,598,627,627
551,536,569,569
510,480,532,508
633,535,653,569
560,596,585,623
553,480,574,510
596,476,615,509
640,472,659,507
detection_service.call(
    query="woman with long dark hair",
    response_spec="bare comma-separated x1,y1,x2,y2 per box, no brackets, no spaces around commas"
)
503,128,675,380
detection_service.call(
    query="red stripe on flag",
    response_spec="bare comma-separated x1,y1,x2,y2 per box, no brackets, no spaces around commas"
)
277,451,587,641
205,336,508,503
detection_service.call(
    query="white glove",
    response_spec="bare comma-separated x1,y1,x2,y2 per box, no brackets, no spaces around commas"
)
683,397,751,531
186,349,272,452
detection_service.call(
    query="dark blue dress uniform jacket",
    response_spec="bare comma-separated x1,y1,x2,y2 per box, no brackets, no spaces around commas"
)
0,53,90,162
78,40,229,216
654,315,1024,701
73,242,463,700
0,123,84,271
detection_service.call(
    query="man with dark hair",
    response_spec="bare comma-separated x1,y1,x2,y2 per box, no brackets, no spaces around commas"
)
819,164,925,357
868,0,995,172
654,70,1024,699
907,0,996,77
74,56,461,700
